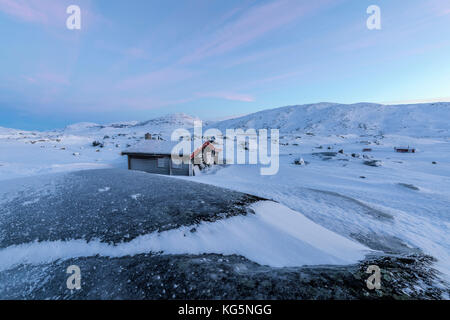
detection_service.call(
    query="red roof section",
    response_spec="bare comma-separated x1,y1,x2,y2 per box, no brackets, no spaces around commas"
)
190,141,216,159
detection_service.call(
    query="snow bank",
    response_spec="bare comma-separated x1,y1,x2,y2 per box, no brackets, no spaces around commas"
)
0,201,370,271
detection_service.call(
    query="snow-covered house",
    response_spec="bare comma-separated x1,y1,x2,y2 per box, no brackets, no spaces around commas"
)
121,140,218,176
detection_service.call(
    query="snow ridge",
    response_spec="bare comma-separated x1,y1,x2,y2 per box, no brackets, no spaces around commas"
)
209,102,450,137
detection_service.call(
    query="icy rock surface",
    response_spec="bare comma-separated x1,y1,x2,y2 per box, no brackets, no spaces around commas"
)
0,169,262,247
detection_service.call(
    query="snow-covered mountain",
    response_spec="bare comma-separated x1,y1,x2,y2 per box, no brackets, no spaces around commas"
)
0,126,34,139
0,126,25,134
4,102,450,139
134,113,200,128
209,102,450,137
63,122,103,132
59,113,201,138
132,113,204,137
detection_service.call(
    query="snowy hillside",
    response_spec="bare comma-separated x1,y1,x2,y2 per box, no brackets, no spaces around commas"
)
209,102,450,137
0,126,29,138
62,113,199,138
0,102,449,298
0,126,16,134
135,113,200,128
0,169,445,299
0,113,204,180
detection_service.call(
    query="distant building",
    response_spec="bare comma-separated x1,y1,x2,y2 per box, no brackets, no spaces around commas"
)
394,147,416,153
121,139,218,176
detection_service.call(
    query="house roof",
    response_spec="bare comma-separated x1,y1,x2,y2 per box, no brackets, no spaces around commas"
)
190,141,216,159
122,140,180,156
122,140,216,157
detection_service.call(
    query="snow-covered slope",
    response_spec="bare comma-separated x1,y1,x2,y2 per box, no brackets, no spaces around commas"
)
209,102,450,137
132,113,203,137
135,113,199,128
1,101,450,294
0,170,370,271
0,126,15,134
64,122,102,132
60,113,201,138
0,113,205,180
0,126,28,137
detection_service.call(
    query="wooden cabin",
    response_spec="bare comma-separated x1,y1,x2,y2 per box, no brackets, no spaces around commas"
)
121,140,218,176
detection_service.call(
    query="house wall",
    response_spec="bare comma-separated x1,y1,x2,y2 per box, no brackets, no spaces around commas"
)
129,155,170,175
192,147,218,166
170,161,191,176
128,155,191,176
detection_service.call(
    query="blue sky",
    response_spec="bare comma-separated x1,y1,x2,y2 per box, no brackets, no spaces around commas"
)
1,0,449,130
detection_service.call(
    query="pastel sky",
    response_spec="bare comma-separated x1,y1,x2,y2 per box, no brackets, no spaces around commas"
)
1,0,449,130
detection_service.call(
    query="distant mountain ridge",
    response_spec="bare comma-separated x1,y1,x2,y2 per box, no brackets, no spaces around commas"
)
134,113,200,128
58,113,201,137
208,102,450,137
2,102,450,137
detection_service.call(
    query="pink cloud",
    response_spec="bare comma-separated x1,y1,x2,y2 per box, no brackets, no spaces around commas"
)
21,75,37,83
124,47,147,59
38,73,70,85
68,96,197,112
179,0,333,64
22,73,70,85
197,92,255,102
117,97,195,110
117,68,195,90
0,0,66,25
0,0,107,29
426,0,450,16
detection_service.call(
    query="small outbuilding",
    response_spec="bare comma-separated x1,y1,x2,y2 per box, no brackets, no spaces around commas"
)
121,139,218,176
395,147,416,153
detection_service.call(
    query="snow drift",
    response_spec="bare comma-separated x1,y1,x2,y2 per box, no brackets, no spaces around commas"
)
0,201,370,271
